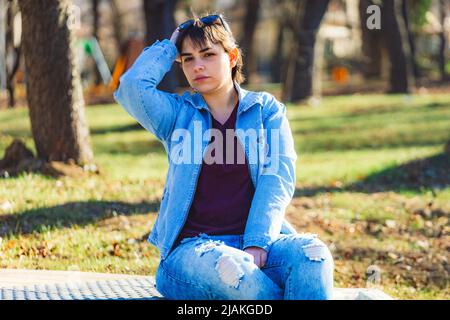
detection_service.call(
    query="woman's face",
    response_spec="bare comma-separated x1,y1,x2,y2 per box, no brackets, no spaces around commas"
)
179,37,237,94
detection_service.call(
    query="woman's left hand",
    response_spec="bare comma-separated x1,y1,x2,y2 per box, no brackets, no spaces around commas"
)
243,246,267,268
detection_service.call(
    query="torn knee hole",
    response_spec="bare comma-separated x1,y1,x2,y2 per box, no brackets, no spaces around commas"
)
215,254,244,289
302,241,328,262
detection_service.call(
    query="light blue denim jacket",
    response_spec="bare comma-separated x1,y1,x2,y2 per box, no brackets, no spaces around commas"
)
113,39,298,260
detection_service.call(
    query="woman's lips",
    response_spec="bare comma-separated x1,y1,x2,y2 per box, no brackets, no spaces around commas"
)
194,76,210,82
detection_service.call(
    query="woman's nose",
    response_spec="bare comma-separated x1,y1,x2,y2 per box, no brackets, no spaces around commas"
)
193,64,205,72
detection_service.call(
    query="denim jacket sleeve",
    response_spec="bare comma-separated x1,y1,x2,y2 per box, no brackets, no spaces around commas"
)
243,97,297,251
113,39,181,142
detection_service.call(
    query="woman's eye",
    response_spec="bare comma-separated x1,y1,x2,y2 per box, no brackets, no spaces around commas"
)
204,53,214,57
184,57,192,62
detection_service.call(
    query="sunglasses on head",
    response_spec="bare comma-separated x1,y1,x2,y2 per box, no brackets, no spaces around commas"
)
178,14,231,34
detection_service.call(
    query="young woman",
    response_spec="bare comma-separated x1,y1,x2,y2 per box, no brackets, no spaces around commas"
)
114,13,334,300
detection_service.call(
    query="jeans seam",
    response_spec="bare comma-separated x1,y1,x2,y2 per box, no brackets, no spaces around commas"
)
287,265,293,299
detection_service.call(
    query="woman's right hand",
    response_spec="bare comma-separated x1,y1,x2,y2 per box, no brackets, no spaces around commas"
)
169,27,180,45
170,27,181,62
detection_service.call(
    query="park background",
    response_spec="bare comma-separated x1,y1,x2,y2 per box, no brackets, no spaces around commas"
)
0,0,449,299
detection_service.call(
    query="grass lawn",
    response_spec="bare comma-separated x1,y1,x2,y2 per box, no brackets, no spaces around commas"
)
0,91,449,299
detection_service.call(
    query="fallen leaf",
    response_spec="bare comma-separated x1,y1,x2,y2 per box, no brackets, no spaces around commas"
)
385,219,397,229
331,180,343,188
416,240,429,249
388,252,398,260
111,242,121,257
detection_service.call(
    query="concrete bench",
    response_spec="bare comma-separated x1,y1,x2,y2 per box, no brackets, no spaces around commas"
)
0,268,394,300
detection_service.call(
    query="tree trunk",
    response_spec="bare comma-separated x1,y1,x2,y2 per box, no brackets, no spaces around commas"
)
282,0,330,103
381,0,413,93
270,15,286,83
92,0,102,85
108,0,125,56
6,0,21,108
438,0,448,81
18,0,94,165
401,0,420,81
143,0,178,92
240,0,261,84
359,0,383,78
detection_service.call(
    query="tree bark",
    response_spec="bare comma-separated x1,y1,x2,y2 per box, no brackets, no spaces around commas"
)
282,0,330,103
18,0,94,165
143,0,178,92
240,0,261,84
381,0,413,93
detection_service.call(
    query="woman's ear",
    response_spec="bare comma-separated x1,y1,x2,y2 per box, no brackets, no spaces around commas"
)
229,47,238,68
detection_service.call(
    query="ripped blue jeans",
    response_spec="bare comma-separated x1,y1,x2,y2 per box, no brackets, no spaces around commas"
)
155,233,334,300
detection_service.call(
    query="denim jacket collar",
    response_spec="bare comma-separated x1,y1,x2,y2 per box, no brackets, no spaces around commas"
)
183,81,263,115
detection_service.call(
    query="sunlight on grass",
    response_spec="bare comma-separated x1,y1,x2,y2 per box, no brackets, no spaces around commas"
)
297,146,443,187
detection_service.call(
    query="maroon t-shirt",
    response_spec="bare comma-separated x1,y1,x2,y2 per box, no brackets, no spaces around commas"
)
175,101,255,244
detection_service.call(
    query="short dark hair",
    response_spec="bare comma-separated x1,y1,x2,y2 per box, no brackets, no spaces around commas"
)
175,13,245,84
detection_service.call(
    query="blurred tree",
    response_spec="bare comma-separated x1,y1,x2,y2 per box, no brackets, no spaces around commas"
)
381,0,413,93
240,0,261,84
5,0,21,108
401,0,420,82
270,0,290,83
92,0,102,85
143,0,178,92
438,0,448,81
403,0,433,82
359,0,383,79
360,0,414,93
282,0,330,103
18,0,94,165
108,0,125,58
